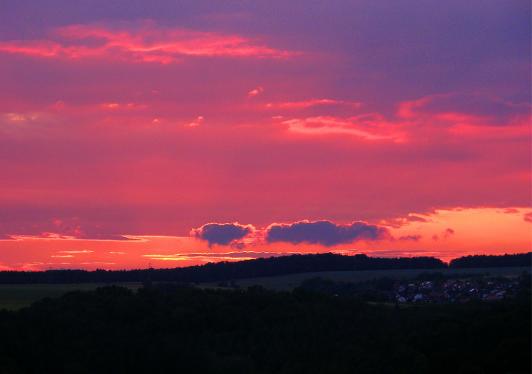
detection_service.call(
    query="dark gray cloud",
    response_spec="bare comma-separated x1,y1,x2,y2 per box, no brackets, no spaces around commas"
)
192,222,252,246
432,228,455,241
266,220,389,246
443,228,455,239
398,235,422,241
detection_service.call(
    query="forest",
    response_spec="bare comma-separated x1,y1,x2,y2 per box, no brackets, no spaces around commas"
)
449,253,532,268
0,280,529,374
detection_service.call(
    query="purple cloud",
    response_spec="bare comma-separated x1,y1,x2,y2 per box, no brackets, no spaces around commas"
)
266,220,389,246
192,222,253,246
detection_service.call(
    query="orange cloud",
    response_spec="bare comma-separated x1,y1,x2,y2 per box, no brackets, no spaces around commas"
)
0,22,297,64
279,115,405,141
58,250,94,254
143,253,256,262
266,99,361,110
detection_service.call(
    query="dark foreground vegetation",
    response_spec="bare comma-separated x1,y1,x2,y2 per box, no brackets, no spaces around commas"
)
0,282,529,374
0,252,529,284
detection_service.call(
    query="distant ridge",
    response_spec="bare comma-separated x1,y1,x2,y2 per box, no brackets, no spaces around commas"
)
0,252,529,284
450,253,532,268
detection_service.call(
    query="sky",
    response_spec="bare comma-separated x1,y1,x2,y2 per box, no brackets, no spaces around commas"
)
0,0,530,270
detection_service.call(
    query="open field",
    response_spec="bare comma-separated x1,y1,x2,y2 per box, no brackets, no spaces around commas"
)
203,266,531,291
0,283,142,311
0,267,528,310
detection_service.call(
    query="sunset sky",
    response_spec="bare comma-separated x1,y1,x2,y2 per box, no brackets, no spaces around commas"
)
0,1,530,270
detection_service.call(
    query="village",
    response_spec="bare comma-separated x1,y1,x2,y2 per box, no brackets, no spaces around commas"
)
393,276,525,304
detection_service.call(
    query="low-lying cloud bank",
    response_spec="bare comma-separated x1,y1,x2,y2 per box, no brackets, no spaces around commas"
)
192,220,390,247
191,222,254,246
266,220,390,246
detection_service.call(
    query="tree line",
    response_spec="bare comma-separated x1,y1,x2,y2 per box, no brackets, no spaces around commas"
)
449,253,531,268
0,252,529,284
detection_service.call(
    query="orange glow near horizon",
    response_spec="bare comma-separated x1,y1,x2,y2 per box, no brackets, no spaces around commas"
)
0,207,530,271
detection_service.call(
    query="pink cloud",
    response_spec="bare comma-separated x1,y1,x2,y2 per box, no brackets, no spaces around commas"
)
0,22,297,64
397,93,530,126
100,102,147,111
186,115,204,128
380,215,430,229
247,86,264,97
279,115,405,141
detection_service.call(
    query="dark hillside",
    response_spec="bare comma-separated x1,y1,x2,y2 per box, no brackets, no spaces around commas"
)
0,284,529,373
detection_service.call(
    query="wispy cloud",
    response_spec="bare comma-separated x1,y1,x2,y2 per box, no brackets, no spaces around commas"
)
279,115,405,141
186,116,204,128
58,250,94,254
247,86,264,97
0,22,297,64
266,99,361,110
142,250,301,262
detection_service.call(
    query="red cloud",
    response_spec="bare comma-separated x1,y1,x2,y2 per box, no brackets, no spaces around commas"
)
0,22,297,64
